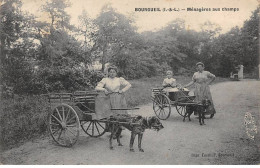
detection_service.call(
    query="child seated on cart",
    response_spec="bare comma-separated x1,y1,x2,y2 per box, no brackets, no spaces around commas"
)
162,70,189,101
162,70,177,89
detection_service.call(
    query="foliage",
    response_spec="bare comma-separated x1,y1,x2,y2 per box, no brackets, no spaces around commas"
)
240,7,259,73
92,5,162,79
87,70,105,88
141,19,189,72
0,0,30,87
93,5,136,71
31,0,93,93
206,7,259,77
0,96,49,150
0,1,259,95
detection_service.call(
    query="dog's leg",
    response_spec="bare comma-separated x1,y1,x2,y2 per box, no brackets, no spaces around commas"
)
138,133,144,152
199,114,202,125
188,113,192,121
183,112,187,122
197,107,201,125
187,110,192,121
105,122,109,132
198,107,202,125
202,108,206,125
185,106,192,121
116,127,123,146
202,113,205,125
109,124,115,150
130,132,136,152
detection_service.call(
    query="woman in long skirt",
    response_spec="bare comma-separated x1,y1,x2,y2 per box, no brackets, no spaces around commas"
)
184,62,216,118
95,66,131,117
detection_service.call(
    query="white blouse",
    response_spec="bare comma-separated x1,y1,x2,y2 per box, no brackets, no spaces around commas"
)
192,71,215,84
162,78,176,87
95,77,131,92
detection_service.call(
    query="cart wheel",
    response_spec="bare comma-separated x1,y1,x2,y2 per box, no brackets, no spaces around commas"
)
153,94,171,120
175,105,186,117
80,120,106,137
48,104,80,147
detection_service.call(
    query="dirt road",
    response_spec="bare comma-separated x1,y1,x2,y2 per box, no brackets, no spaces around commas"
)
1,80,260,165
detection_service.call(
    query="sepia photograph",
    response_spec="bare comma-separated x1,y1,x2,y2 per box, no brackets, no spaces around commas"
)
0,0,259,165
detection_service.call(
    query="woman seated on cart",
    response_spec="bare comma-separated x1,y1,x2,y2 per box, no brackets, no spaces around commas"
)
95,65,131,118
162,70,189,101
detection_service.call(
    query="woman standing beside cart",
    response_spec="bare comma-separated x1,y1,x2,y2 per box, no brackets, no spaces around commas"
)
95,66,131,117
184,62,216,118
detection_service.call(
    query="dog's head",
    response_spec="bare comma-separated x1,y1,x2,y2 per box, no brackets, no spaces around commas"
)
147,116,164,131
201,99,211,107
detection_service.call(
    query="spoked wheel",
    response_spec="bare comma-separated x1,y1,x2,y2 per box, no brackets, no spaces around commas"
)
81,120,106,137
48,104,80,147
153,94,171,120
175,105,186,117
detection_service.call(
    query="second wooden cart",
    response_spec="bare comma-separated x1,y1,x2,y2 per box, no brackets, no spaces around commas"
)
151,87,197,120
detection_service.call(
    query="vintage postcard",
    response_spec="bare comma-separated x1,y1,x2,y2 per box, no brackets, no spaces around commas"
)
0,0,259,165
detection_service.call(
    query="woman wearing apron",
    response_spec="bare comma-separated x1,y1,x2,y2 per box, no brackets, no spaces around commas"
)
184,62,216,118
95,66,131,118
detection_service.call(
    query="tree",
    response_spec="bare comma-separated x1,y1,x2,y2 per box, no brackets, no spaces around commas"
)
200,21,222,39
240,7,259,74
41,0,72,30
93,5,137,71
206,7,259,77
0,0,23,86
0,0,39,93
141,19,189,73
78,9,95,46
33,0,92,93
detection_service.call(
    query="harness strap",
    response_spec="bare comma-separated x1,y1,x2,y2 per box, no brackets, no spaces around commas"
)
143,117,151,129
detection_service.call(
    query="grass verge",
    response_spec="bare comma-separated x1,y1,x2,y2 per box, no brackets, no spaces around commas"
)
0,96,50,151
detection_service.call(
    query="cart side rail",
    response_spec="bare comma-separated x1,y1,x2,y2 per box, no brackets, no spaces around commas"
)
151,87,166,98
46,93,73,104
73,90,98,97
73,91,96,113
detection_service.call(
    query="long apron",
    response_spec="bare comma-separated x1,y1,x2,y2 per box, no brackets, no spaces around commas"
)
95,92,128,119
109,93,128,115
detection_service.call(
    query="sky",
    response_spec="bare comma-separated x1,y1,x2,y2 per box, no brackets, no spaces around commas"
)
21,0,259,34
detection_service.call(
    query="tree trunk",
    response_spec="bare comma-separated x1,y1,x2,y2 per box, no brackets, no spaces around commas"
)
101,44,107,72
101,54,106,72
